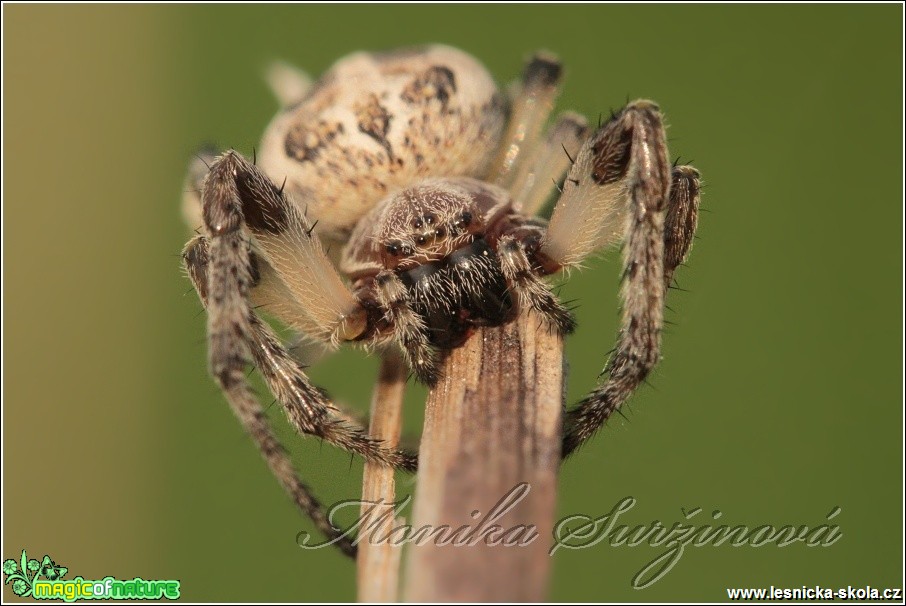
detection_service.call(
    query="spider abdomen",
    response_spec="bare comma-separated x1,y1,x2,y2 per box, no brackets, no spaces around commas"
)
258,45,508,241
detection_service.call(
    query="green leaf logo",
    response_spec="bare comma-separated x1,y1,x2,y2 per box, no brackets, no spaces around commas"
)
39,556,66,581
3,550,68,597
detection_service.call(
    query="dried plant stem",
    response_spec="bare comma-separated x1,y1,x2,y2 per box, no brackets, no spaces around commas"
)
357,352,407,602
403,311,564,602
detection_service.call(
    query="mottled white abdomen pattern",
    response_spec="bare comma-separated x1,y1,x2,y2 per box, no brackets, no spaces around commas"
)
258,45,508,241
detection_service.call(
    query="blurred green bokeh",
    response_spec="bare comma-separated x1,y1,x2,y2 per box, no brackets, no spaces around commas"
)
4,4,901,602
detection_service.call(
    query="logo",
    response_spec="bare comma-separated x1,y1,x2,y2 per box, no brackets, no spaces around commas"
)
3,550,180,601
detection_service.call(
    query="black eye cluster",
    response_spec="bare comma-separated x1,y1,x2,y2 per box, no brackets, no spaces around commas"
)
455,211,473,229
384,211,475,257
384,241,412,257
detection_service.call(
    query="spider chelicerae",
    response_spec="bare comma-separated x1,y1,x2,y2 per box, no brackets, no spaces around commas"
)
181,45,701,557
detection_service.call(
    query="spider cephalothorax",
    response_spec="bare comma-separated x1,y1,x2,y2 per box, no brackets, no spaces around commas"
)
181,45,701,557
340,177,569,366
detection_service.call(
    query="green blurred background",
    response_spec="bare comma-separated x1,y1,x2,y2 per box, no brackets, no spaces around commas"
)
4,4,902,602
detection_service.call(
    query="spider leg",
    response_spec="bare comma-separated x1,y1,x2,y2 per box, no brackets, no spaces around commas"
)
528,101,700,456
561,165,700,456
184,149,334,366
192,152,419,467
185,232,417,470
245,252,332,365
537,98,664,269
497,232,576,335
183,235,357,557
663,165,701,288
208,151,368,346
182,146,217,231
511,112,589,217
184,149,309,327
488,51,563,186
373,270,440,385
265,60,313,108
184,151,427,554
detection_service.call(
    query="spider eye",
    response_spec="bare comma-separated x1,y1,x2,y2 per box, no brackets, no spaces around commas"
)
415,235,427,245
385,241,402,256
412,218,423,229
423,213,436,226
456,211,473,228
434,227,446,238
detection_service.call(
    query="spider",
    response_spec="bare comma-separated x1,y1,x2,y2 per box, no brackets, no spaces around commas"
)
181,45,701,558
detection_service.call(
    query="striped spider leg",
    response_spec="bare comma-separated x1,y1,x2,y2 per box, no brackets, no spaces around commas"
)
183,151,418,558
514,100,701,456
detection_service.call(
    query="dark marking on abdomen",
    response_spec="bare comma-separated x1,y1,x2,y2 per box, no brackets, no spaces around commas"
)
285,120,345,163
401,66,457,109
354,93,395,160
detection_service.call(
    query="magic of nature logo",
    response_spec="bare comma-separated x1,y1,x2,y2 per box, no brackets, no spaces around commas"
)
3,550,180,602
